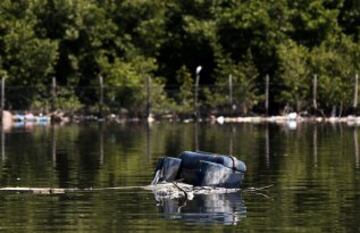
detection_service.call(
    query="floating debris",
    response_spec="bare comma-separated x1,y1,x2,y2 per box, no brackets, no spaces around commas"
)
152,151,246,188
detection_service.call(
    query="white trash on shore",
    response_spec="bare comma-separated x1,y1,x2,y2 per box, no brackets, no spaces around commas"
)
205,113,360,125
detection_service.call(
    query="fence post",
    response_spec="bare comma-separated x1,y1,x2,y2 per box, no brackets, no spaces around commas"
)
1,75,6,162
146,123,151,159
313,125,318,167
313,74,318,111
229,74,233,113
51,77,57,112
354,128,359,169
99,123,104,165
1,123,4,162
146,76,152,118
51,124,56,167
194,122,199,151
194,66,202,119
265,74,269,115
265,125,270,167
99,75,104,118
353,73,359,113
0,75,5,123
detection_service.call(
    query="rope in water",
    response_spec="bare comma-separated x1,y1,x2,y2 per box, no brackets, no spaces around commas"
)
171,181,188,199
0,184,274,196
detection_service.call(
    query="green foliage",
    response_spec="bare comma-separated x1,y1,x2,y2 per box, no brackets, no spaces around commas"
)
56,87,83,113
98,55,169,115
1,6,59,108
309,35,357,111
277,40,310,111
211,51,259,114
175,66,194,114
338,0,360,41
288,0,341,47
0,0,359,115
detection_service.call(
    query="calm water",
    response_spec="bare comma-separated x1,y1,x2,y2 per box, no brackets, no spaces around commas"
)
0,122,359,232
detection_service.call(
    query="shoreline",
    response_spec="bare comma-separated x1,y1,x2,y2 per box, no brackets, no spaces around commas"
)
6,110,360,126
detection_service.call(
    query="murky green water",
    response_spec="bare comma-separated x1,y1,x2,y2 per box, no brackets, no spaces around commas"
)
0,122,359,232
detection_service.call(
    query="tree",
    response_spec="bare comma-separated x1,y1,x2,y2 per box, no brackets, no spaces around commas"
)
175,65,194,115
209,50,259,115
277,40,310,112
309,35,357,115
215,0,290,74
288,0,341,47
338,0,360,41
98,55,168,116
0,0,58,109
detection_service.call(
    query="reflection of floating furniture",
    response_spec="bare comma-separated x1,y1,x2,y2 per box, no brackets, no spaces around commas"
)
158,191,246,225
152,151,246,188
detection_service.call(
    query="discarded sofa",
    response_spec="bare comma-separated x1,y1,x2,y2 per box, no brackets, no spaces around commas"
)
152,151,246,188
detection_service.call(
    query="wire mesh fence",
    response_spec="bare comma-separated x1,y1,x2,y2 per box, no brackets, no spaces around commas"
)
2,84,264,116
1,74,359,117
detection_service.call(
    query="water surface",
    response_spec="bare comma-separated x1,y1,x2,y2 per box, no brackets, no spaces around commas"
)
0,122,359,232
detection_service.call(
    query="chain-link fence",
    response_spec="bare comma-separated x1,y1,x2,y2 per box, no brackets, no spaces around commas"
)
2,84,263,117
1,74,360,117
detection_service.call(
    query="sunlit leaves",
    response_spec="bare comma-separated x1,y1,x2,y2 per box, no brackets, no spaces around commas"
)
277,40,310,111
0,0,359,114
